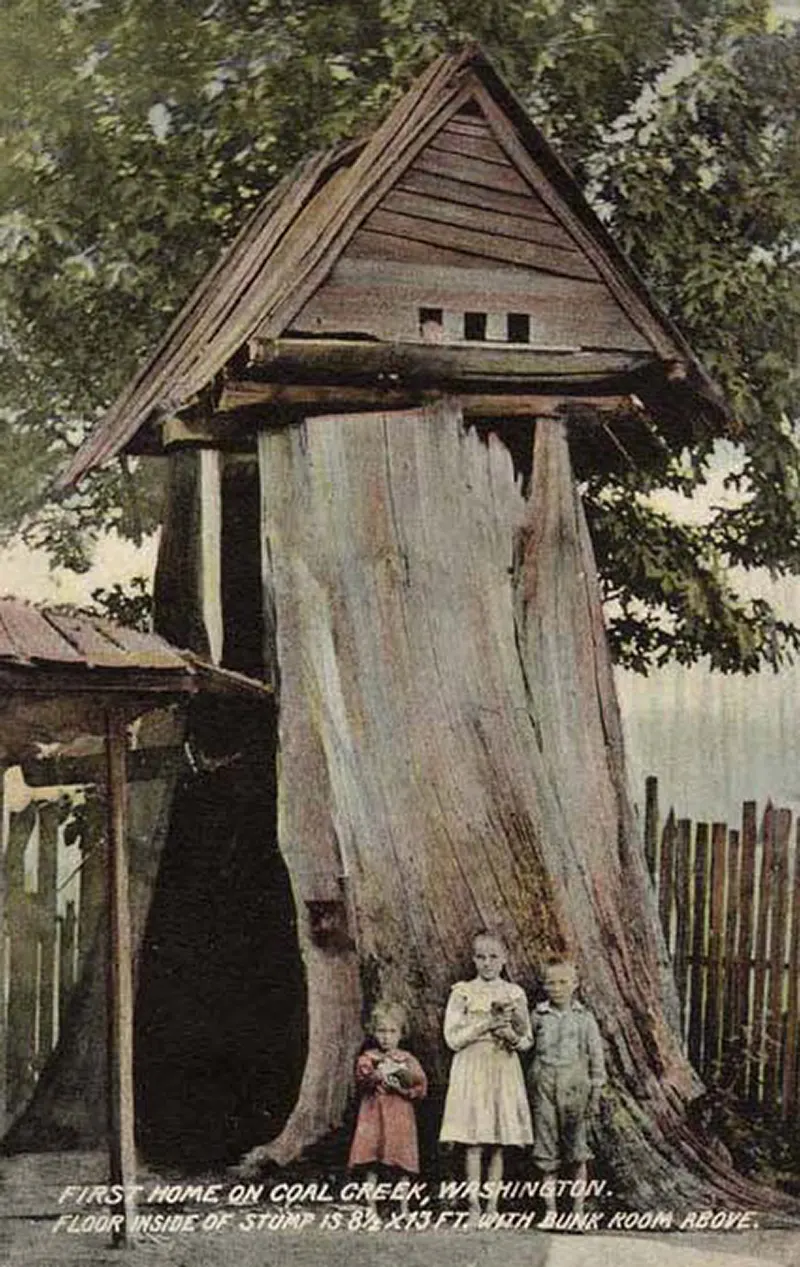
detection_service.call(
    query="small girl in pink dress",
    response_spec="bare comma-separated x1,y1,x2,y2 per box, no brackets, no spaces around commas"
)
347,1004,427,1207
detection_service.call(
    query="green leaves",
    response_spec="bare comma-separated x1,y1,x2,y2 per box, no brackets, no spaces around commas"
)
0,0,798,673
585,484,800,674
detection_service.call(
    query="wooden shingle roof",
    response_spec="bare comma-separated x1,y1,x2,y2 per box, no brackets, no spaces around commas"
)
60,44,726,489
0,598,269,698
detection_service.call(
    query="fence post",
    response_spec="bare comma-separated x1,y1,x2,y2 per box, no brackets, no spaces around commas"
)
644,776,659,881
750,803,776,1104
704,822,727,1080
765,808,791,1107
674,819,692,1039
723,827,740,1061
658,811,676,953
689,822,709,1071
736,802,757,1097
782,817,800,1120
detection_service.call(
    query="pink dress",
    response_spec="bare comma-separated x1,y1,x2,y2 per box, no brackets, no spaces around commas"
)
347,1047,427,1173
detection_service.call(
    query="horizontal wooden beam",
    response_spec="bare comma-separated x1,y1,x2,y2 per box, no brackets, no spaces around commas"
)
247,337,660,387
0,663,272,700
216,380,642,420
21,745,184,787
161,413,257,452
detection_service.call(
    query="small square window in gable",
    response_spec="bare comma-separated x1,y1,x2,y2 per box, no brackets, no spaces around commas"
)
419,307,444,343
507,313,530,344
464,312,487,341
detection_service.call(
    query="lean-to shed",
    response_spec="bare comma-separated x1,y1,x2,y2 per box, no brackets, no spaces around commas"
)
0,599,271,1240
36,44,753,1200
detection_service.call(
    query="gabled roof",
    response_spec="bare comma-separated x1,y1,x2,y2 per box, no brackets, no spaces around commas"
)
59,44,726,490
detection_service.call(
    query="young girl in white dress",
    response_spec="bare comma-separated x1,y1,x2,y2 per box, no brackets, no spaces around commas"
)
439,931,533,1222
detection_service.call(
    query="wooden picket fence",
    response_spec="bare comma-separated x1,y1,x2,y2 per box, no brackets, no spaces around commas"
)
644,776,800,1117
0,787,105,1133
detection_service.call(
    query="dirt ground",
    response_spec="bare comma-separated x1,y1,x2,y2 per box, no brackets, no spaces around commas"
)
2,1152,800,1267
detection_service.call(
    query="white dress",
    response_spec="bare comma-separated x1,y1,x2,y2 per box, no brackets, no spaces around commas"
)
439,978,533,1146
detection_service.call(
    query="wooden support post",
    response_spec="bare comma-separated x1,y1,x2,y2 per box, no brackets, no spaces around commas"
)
200,448,223,666
6,804,37,1118
105,711,136,1246
36,802,59,1063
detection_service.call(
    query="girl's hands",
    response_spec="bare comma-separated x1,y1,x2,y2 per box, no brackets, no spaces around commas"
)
492,1023,519,1050
509,1006,526,1036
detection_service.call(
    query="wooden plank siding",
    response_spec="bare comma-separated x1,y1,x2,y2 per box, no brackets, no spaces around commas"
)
292,108,653,352
378,188,582,257
428,120,520,167
396,168,557,227
410,142,533,195
292,257,651,350
61,44,720,489
646,780,800,1121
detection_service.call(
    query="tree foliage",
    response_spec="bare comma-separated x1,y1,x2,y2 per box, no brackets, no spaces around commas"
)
0,0,798,670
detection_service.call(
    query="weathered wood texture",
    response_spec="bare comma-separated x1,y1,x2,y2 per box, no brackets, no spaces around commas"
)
61,45,718,490
152,450,209,656
648,787,800,1122
4,805,37,1119
291,257,650,350
289,109,652,351
105,712,137,1244
2,713,185,1151
250,399,751,1203
248,338,651,385
2,799,82,1126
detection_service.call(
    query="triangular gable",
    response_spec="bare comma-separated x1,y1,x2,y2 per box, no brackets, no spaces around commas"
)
288,93,652,352
60,44,724,489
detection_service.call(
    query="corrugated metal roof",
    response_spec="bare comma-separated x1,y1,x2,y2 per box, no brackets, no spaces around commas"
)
0,598,269,697
58,43,726,490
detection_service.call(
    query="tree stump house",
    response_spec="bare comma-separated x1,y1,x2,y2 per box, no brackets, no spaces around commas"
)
35,44,739,1196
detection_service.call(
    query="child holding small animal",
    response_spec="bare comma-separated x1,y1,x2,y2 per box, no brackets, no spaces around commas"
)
527,960,605,1215
439,931,533,1224
347,1003,427,1212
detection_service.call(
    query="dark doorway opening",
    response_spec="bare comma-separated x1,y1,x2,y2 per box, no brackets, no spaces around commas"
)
135,695,306,1168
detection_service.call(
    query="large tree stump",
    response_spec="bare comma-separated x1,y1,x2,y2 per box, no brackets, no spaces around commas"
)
252,399,774,1205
